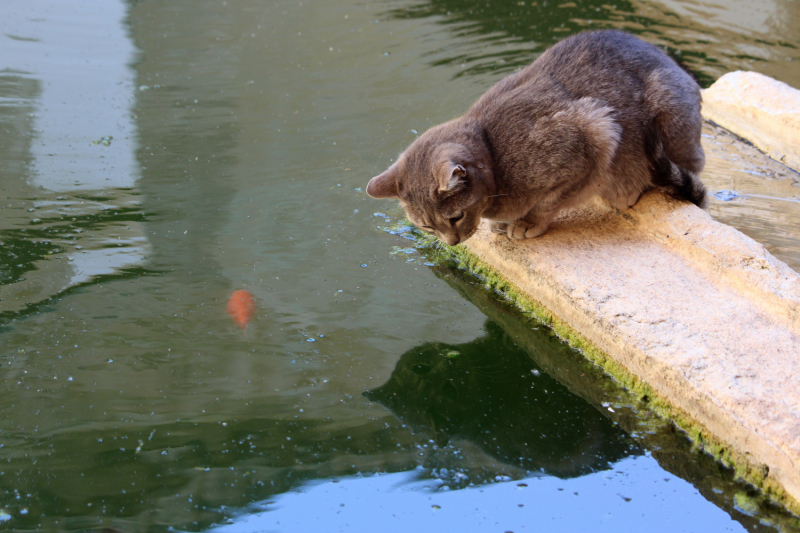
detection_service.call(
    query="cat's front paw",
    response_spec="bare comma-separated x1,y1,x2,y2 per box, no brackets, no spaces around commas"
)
507,220,549,240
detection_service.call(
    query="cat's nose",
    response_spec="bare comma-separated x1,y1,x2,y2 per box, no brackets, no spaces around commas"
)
445,235,461,246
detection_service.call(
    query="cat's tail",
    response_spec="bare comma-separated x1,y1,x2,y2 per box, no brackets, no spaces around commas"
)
644,119,707,208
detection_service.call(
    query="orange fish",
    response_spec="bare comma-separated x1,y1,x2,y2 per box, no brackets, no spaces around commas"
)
227,290,256,330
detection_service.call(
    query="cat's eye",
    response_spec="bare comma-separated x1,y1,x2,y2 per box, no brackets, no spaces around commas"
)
449,213,465,225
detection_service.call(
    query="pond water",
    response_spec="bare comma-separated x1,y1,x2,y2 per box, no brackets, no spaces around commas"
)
1,0,800,532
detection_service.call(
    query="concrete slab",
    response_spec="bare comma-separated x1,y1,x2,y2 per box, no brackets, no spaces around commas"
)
703,71,800,172
456,73,800,511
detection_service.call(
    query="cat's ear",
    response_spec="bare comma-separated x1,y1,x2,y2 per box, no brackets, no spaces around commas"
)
438,162,467,194
367,165,401,198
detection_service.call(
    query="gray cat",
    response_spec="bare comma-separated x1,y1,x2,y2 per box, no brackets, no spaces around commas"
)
367,30,706,246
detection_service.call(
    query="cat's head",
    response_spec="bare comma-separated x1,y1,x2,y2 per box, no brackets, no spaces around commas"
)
366,122,494,246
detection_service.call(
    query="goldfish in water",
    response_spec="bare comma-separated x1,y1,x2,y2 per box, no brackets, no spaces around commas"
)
227,290,255,330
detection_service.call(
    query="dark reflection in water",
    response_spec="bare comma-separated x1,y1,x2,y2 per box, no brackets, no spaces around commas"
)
365,320,639,478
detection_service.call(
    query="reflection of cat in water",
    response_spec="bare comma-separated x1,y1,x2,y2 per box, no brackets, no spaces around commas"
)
365,321,638,478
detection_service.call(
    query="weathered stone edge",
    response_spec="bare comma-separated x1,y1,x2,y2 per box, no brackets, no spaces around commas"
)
702,70,800,172
435,238,800,515
628,194,800,337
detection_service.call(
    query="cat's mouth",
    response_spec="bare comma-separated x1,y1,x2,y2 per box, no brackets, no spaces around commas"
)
447,226,478,246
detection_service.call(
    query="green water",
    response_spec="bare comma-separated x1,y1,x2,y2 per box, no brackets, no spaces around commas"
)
1,0,800,531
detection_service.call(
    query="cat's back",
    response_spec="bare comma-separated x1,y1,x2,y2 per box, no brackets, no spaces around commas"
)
471,30,685,114
535,30,679,90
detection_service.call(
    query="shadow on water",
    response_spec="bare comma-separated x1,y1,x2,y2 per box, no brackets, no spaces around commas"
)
364,320,639,478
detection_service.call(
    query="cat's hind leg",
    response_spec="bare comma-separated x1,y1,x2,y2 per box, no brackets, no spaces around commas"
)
624,190,643,208
608,189,643,211
643,68,707,207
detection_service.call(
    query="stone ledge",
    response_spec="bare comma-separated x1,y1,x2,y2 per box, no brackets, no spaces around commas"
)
464,194,800,510
702,71,800,172
459,71,800,513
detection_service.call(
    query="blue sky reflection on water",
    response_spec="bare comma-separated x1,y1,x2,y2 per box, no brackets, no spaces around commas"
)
210,455,744,533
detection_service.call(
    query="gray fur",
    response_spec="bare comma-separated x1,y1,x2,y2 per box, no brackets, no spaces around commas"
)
367,30,707,246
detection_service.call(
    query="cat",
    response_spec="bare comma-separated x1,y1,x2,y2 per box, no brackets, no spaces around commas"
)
366,30,707,246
